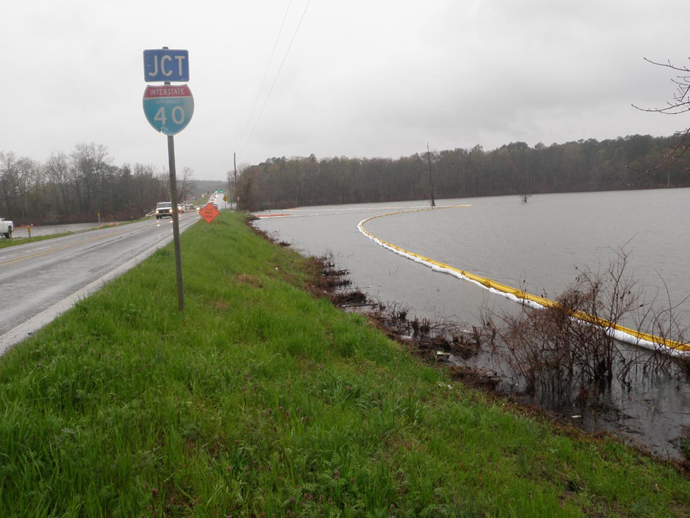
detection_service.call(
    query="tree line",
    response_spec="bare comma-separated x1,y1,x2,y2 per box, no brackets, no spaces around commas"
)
4,134,688,224
0,143,195,226
236,134,690,211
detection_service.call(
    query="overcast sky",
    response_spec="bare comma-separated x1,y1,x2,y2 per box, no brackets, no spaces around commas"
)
2,0,689,180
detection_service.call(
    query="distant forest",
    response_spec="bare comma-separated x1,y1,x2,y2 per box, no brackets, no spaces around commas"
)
236,134,690,211
0,144,196,226
192,180,229,198
2,134,689,225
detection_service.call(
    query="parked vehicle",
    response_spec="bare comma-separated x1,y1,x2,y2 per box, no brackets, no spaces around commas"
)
155,202,173,220
0,217,13,238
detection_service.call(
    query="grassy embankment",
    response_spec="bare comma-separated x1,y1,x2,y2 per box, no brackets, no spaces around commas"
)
0,212,688,516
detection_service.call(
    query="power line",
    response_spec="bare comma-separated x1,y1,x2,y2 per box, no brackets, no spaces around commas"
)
240,0,294,142
239,0,312,159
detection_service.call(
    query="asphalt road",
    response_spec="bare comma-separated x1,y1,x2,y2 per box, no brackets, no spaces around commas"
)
12,221,103,238
0,213,199,355
209,192,231,210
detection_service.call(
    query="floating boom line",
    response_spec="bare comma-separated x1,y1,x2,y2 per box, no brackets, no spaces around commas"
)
358,206,690,356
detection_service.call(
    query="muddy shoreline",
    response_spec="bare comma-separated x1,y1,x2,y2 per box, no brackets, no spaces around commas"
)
335,285,690,475
319,270,690,474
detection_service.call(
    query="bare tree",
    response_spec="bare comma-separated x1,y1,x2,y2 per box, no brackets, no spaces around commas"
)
177,167,195,203
70,143,113,215
16,157,45,222
631,58,690,182
0,152,18,220
482,250,687,403
46,153,72,216
634,58,690,116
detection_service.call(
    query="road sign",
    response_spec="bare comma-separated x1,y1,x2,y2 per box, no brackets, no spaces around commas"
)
144,49,189,82
200,203,219,224
143,84,194,136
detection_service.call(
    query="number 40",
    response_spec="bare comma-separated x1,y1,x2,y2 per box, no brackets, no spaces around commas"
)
154,106,185,125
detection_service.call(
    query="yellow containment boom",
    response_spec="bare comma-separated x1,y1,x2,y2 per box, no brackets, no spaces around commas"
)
358,206,690,356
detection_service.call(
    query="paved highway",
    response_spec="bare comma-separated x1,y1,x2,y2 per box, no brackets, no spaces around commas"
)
209,191,231,210
0,213,199,354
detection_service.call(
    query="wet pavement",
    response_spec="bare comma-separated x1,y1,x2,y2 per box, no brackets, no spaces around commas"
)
0,213,199,353
12,221,123,238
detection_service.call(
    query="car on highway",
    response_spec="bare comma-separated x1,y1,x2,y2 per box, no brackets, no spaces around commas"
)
155,202,174,220
0,217,13,238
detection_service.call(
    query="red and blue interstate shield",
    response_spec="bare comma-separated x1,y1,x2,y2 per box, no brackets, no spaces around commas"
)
142,84,195,136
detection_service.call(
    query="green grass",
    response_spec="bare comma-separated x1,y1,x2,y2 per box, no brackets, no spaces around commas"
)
0,212,688,517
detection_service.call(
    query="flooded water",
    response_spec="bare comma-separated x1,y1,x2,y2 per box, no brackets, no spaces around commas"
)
254,189,690,460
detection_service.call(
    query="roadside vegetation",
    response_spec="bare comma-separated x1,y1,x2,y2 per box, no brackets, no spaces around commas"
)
236,134,690,210
0,212,688,516
4,132,690,224
0,145,197,227
482,249,689,406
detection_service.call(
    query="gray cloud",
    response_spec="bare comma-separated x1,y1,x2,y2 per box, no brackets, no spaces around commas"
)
1,0,688,179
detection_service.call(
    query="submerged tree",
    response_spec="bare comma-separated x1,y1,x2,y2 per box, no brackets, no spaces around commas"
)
482,250,686,403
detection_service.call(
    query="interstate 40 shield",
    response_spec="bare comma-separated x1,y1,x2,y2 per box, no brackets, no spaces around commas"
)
143,84,194,136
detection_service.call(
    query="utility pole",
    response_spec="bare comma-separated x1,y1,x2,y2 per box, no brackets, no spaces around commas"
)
427,142,436,207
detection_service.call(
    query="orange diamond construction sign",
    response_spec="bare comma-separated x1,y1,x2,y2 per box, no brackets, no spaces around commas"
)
200,203,219,224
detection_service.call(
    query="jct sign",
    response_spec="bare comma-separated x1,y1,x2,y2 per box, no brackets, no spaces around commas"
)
143,49,189,82
142,84,195,136
141,47,193,312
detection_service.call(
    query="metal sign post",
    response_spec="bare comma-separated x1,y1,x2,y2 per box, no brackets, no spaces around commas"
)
143,47,194,312
167,134,185,312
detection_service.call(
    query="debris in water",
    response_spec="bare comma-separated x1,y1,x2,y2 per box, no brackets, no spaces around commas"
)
435,351,451,362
